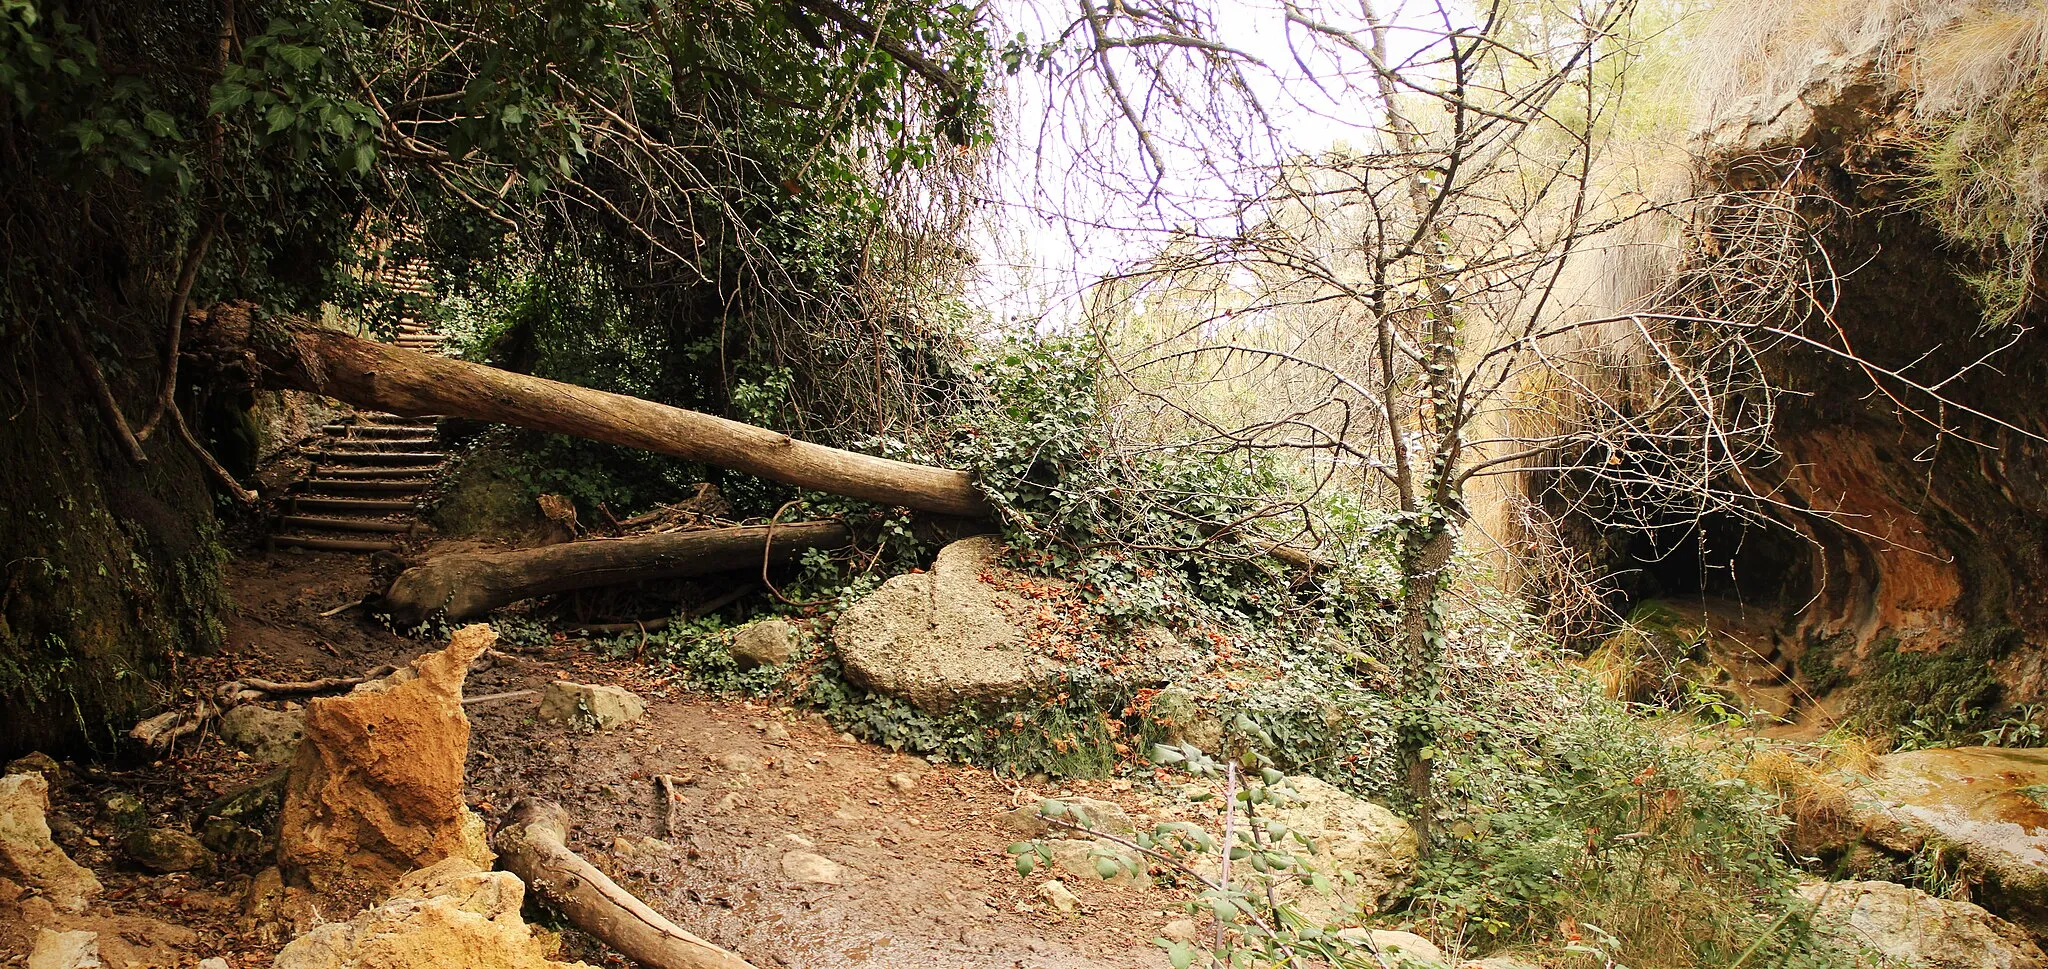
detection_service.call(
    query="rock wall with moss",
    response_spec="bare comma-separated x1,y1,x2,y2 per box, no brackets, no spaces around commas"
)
1565,26,2048,734
0,323,230,759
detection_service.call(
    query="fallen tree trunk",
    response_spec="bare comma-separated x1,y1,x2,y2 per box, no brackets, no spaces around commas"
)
383,522,851,622
495,799,759,969
189,304,990,517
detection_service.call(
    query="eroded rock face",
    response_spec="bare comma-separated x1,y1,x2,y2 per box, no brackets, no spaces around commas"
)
277,625,496,901
1800,879,2046,969
273,858,588,969
0,773,101,914
833,536,1061,712
1844,747,2048,936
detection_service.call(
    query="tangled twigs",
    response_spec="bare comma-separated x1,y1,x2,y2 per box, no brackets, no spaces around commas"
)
128,664,397,750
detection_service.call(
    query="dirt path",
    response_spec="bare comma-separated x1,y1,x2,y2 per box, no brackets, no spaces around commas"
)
2,546,1182,968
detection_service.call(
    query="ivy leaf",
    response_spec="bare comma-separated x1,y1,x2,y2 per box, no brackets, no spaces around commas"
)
265,103,296,134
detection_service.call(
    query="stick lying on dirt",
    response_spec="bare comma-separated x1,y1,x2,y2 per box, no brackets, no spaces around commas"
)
382,523,851,623
495,799,758,969
129,665,397,749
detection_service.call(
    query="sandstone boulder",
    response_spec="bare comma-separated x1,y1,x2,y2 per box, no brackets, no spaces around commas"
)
273,858,589,969
277,625,496,901
220,704,307,765
1333,928,1442,966
538,681,646,730
780,850,846,885
730,619,799,668
0,773,101,913
1002,797,1137,839
1048,837,1148,888
834,536,1062,711
1799,879,2045,969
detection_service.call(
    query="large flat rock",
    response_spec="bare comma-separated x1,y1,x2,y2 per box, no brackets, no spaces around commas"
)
834,536,1063,712
1851,747,2048,935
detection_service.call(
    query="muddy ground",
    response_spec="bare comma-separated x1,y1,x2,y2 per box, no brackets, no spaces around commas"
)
0,545,1188,968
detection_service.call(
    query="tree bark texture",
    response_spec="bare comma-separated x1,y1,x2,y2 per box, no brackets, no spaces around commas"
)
190,305,992,517
381,522,851,622
494,799,760,969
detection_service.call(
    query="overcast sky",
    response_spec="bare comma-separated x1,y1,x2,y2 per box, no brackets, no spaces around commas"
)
967,0,1454,330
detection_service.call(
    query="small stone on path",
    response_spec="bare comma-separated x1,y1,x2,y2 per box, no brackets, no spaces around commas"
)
1038,879,1080,914
538,681,646,730
27,929,99,969
781,850,846,885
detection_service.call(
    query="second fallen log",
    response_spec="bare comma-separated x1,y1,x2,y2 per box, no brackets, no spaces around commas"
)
381,522,851,622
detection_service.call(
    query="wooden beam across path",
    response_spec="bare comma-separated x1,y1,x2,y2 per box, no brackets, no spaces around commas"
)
193,304,991,518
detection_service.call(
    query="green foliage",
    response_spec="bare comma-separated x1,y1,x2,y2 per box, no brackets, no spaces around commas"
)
1416,695,1848,967
1849,629,2010,748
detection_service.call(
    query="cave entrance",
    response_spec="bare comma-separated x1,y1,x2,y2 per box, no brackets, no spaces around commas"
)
1616,509,1812,614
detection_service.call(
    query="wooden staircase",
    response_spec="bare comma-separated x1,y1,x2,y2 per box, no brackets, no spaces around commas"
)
270,261,449,553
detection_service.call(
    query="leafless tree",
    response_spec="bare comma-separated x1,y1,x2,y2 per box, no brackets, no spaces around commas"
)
1001,0,2045,844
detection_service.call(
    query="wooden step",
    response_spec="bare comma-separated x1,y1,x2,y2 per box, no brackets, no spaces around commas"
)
279,515,428,535
326,424,434,438
323,439,438,452
299,478,432,494
287,496,419,514
310,465,440,479
364,414,443,425
310,450,446,464
271,534,399,553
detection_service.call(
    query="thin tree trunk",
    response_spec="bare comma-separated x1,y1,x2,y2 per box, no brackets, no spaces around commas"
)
191,305,991,518
382,522,850,622
1395,521,1457,856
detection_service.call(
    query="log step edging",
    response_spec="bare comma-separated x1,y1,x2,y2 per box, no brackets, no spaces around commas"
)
279,514,430,535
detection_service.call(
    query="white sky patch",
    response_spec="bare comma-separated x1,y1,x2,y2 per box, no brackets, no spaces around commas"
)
967,0,1460,332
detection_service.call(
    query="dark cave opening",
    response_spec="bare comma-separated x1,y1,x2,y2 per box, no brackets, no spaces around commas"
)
1615,510,1813,614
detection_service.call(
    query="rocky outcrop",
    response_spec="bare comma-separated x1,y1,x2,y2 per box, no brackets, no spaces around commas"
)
1249,775,1416,923
834,536,1062,712
0,773,101,914
1800,879,2046,969
277,625,495,901
273,858,589,969
1539,15,2048,729
1838,747,2048,936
